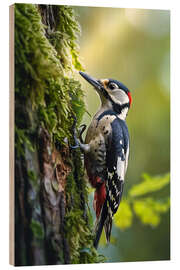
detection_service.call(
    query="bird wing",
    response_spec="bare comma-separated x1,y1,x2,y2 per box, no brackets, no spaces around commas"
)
93,117,129,248
103,117,129,241
106,118,129,213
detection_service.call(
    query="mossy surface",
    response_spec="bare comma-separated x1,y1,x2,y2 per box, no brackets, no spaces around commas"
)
65,149,105,263
15,4,85,154
14,3,104,265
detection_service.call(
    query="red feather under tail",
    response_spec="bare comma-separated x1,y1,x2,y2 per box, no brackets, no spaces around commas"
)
93,181,106,218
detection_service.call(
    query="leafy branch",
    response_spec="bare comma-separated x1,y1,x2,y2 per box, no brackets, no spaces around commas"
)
99,173,170,247
114,172,170,230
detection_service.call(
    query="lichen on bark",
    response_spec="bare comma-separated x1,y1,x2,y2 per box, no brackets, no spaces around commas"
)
14,3,104,265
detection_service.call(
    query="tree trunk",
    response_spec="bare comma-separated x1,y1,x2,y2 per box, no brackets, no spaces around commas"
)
14,4,103,266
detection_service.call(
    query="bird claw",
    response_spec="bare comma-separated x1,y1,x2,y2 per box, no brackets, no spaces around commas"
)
70,115,90,153
70,135,80,149
70,132,80,149
70,113,88,149
79,124,87,143
70,144,80,149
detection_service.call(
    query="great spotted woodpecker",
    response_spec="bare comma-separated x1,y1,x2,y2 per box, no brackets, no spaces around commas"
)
73,71,132,249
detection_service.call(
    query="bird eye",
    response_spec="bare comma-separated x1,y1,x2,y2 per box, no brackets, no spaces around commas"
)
108,83,118,90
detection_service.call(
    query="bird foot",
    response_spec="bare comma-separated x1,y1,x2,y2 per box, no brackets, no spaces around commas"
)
79,124,87,143
70,116,90,153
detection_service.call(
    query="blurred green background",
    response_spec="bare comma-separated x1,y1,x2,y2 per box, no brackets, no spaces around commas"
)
74,7,170,262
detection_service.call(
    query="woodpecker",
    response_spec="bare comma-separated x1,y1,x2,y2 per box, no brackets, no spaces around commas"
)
73,71,132,249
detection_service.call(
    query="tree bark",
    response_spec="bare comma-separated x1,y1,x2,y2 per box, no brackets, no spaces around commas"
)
14,4,103,266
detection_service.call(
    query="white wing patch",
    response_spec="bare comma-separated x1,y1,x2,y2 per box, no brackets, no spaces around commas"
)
125,143,129,173
116,156,125,181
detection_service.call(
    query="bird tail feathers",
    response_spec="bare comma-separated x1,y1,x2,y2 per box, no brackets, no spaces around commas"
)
93,202,113,249
104,213,112,243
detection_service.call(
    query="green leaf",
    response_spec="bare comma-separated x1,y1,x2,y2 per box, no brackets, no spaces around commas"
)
129,173,170,198
133,197,170,227
114,200,133,230
151,198,170,213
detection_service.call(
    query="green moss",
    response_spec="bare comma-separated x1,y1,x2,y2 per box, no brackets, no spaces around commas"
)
30,220,44,240
15,4,85,152
27,170,38,187
15,3,103,264
48,5,84,72
65,150,106,264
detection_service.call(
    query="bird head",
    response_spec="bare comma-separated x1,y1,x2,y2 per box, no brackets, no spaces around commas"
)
79,71,132,115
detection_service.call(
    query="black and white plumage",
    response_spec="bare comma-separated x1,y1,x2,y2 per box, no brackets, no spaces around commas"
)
77,72,132,248
95,115,129,247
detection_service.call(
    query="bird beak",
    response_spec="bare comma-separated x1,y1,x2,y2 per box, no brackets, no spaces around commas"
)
79,71,102,91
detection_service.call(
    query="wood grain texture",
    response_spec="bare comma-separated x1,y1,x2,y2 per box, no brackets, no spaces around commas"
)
9,4,14,266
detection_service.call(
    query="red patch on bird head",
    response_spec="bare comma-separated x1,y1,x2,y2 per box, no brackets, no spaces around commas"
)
128,92,132,106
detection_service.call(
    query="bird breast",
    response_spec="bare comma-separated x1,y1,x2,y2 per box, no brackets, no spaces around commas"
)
84,114,116,176
85,114,116,144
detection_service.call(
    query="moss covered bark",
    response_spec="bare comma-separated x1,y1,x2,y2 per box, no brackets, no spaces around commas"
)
14,4,103,265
